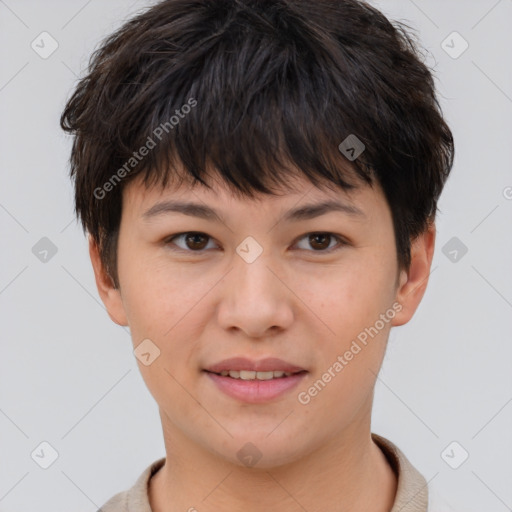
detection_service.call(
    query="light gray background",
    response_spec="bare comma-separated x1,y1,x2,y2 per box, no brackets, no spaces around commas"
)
1,0,511,510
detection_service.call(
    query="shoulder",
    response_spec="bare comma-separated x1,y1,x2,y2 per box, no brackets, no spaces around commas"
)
96,457,166,512
97,489,129,512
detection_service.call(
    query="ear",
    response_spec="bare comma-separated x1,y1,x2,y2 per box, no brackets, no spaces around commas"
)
391,222,436,327
88,234,129,326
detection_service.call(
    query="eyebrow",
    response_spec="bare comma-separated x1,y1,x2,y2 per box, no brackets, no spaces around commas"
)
141,199,366,224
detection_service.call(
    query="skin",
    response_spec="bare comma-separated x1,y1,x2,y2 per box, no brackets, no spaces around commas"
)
90,168,435,512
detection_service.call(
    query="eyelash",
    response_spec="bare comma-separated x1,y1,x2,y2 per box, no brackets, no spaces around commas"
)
163,232,349,255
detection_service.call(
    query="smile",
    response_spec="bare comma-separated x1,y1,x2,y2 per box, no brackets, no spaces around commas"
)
204,370,308,403
211,370,302,380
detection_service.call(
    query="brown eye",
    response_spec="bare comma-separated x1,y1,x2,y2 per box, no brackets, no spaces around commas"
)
309,233,331,250
184,233,209,250
295,232,346,253
166,232,216,252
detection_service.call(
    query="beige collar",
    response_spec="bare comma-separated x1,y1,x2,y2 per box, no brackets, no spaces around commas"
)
100,434,428,512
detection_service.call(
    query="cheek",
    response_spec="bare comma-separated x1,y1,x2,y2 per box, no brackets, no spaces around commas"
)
295,256,396,340
119,252,204,335
120,259,222,388
291,255,395,409
121,262,210,412
294,272,390,428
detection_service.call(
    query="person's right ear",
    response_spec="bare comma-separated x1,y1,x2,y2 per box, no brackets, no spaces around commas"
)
88,235,129,326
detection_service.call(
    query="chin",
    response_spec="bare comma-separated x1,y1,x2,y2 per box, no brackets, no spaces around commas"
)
217,434,311,470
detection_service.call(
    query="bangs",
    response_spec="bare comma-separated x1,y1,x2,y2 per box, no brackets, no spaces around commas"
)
92,1,376,199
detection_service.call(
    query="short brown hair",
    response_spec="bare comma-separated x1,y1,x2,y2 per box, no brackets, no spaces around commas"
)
61,0,454,289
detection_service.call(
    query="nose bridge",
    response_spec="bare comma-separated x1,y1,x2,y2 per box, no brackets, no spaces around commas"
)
232,245,282,305
231,233,277,293
217,247,293,336
234,249,276,297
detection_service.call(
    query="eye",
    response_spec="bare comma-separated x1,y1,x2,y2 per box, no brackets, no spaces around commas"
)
165,232,219,253
293,232,347,253
164,231,347,254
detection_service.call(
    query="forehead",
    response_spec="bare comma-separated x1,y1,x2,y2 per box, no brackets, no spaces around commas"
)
121,168,393,240
124,168,376,206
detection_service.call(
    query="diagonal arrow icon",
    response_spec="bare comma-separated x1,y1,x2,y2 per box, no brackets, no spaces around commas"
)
448,249,458,260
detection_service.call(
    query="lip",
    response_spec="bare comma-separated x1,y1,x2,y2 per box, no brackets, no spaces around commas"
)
205,371,308,403
205,357,306,373
204,357,308,403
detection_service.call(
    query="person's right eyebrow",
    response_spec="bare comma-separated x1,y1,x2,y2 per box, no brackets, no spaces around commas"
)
141,201,225,223
141,199,366,224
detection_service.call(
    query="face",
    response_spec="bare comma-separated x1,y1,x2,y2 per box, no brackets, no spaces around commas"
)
91,169,434,468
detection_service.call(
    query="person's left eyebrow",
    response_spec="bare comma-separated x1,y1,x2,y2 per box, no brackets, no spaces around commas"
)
141,199,366,223
281,199,366,222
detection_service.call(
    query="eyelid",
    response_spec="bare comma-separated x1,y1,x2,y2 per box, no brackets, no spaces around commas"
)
164,231,348,254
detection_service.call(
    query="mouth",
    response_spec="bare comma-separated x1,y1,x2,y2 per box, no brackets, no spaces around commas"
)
202,357,308,403
204,369,307,380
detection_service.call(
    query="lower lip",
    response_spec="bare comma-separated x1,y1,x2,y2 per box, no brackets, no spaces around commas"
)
205,371,307,403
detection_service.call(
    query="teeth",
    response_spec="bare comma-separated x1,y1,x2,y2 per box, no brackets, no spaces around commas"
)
239,370,256,380
217,370,295,380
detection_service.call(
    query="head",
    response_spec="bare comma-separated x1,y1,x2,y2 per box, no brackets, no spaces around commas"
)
61,0,453,467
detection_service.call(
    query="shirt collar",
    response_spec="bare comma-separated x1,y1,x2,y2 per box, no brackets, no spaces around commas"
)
372,433,429,511
124,434,428,512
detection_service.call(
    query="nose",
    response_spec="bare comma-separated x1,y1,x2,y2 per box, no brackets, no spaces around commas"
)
216,252,294,338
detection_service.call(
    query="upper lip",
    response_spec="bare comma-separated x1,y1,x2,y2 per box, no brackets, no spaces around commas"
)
205,357,307,374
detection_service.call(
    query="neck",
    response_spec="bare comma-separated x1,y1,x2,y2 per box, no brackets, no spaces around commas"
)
149,415,397,512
